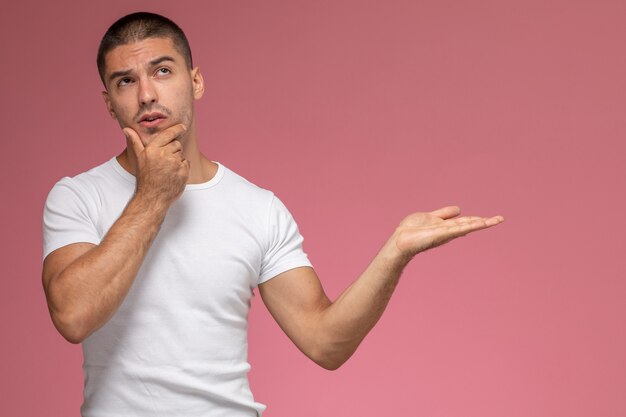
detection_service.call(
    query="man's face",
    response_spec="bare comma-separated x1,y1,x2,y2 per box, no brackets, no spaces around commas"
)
101,37,203,143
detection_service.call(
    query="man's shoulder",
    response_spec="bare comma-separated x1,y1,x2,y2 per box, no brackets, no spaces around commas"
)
219,163,276,201
71,157,128,183
49,157,133,201
61,156,130,184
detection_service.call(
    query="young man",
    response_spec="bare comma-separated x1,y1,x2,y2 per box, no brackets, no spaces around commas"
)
42,12,503,417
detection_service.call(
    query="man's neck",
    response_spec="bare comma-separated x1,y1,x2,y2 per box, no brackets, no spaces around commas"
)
116,148,218,185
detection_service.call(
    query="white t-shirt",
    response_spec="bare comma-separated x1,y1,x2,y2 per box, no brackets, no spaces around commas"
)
43,158,312,417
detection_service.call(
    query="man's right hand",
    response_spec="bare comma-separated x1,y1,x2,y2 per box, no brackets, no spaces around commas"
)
123,124,190,207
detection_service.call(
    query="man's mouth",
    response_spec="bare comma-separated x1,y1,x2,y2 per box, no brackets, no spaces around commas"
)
139,112,166,128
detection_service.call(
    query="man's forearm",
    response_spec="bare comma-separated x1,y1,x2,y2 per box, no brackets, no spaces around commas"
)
314,236,409,369
47,195,168,343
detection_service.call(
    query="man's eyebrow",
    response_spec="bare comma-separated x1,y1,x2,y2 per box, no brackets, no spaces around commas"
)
107,56,177,84
108,68,132,84
149,55,176,67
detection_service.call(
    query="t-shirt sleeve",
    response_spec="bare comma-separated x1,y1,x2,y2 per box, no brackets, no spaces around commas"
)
42,177,101,260
259,195,313,284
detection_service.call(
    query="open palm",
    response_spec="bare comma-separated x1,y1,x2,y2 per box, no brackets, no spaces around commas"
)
394,206,504,258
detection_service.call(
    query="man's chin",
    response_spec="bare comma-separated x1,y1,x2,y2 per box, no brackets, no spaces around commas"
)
145,126,161,136
142,122,173,138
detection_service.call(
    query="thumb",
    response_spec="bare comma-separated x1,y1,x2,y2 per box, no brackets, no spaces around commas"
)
429,205,461,220
123,128,144,156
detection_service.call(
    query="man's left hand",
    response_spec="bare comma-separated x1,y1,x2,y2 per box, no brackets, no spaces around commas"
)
392,206,504,261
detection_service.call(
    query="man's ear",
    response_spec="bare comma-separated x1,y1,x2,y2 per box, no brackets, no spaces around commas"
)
191,67,205,99
101,91,117,119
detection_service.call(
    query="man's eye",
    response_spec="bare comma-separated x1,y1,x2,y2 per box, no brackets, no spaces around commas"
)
156,68,171,76
118,78,132,86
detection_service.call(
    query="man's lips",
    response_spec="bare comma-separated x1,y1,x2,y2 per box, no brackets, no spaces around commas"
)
138,112,166,128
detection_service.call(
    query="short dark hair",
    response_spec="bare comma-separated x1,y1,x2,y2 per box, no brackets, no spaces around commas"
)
97,12,193,87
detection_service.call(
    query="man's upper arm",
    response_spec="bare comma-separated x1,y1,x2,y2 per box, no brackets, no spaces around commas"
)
43,177,101,259
258,266,331,357
42,177,100,302
257,195,330,357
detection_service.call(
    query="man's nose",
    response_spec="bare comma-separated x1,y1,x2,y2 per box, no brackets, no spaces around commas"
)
138,77,158,105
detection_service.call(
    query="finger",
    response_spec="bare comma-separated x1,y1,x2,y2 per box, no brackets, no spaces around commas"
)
123,127,144,156
448,215,504,226
164,139,183,154
445,216,503,237
445,216,487,226
485,215,504,226
429,206,461,220
152,124,187,147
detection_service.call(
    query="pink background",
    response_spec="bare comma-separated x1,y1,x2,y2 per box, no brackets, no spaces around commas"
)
2,0,625,416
